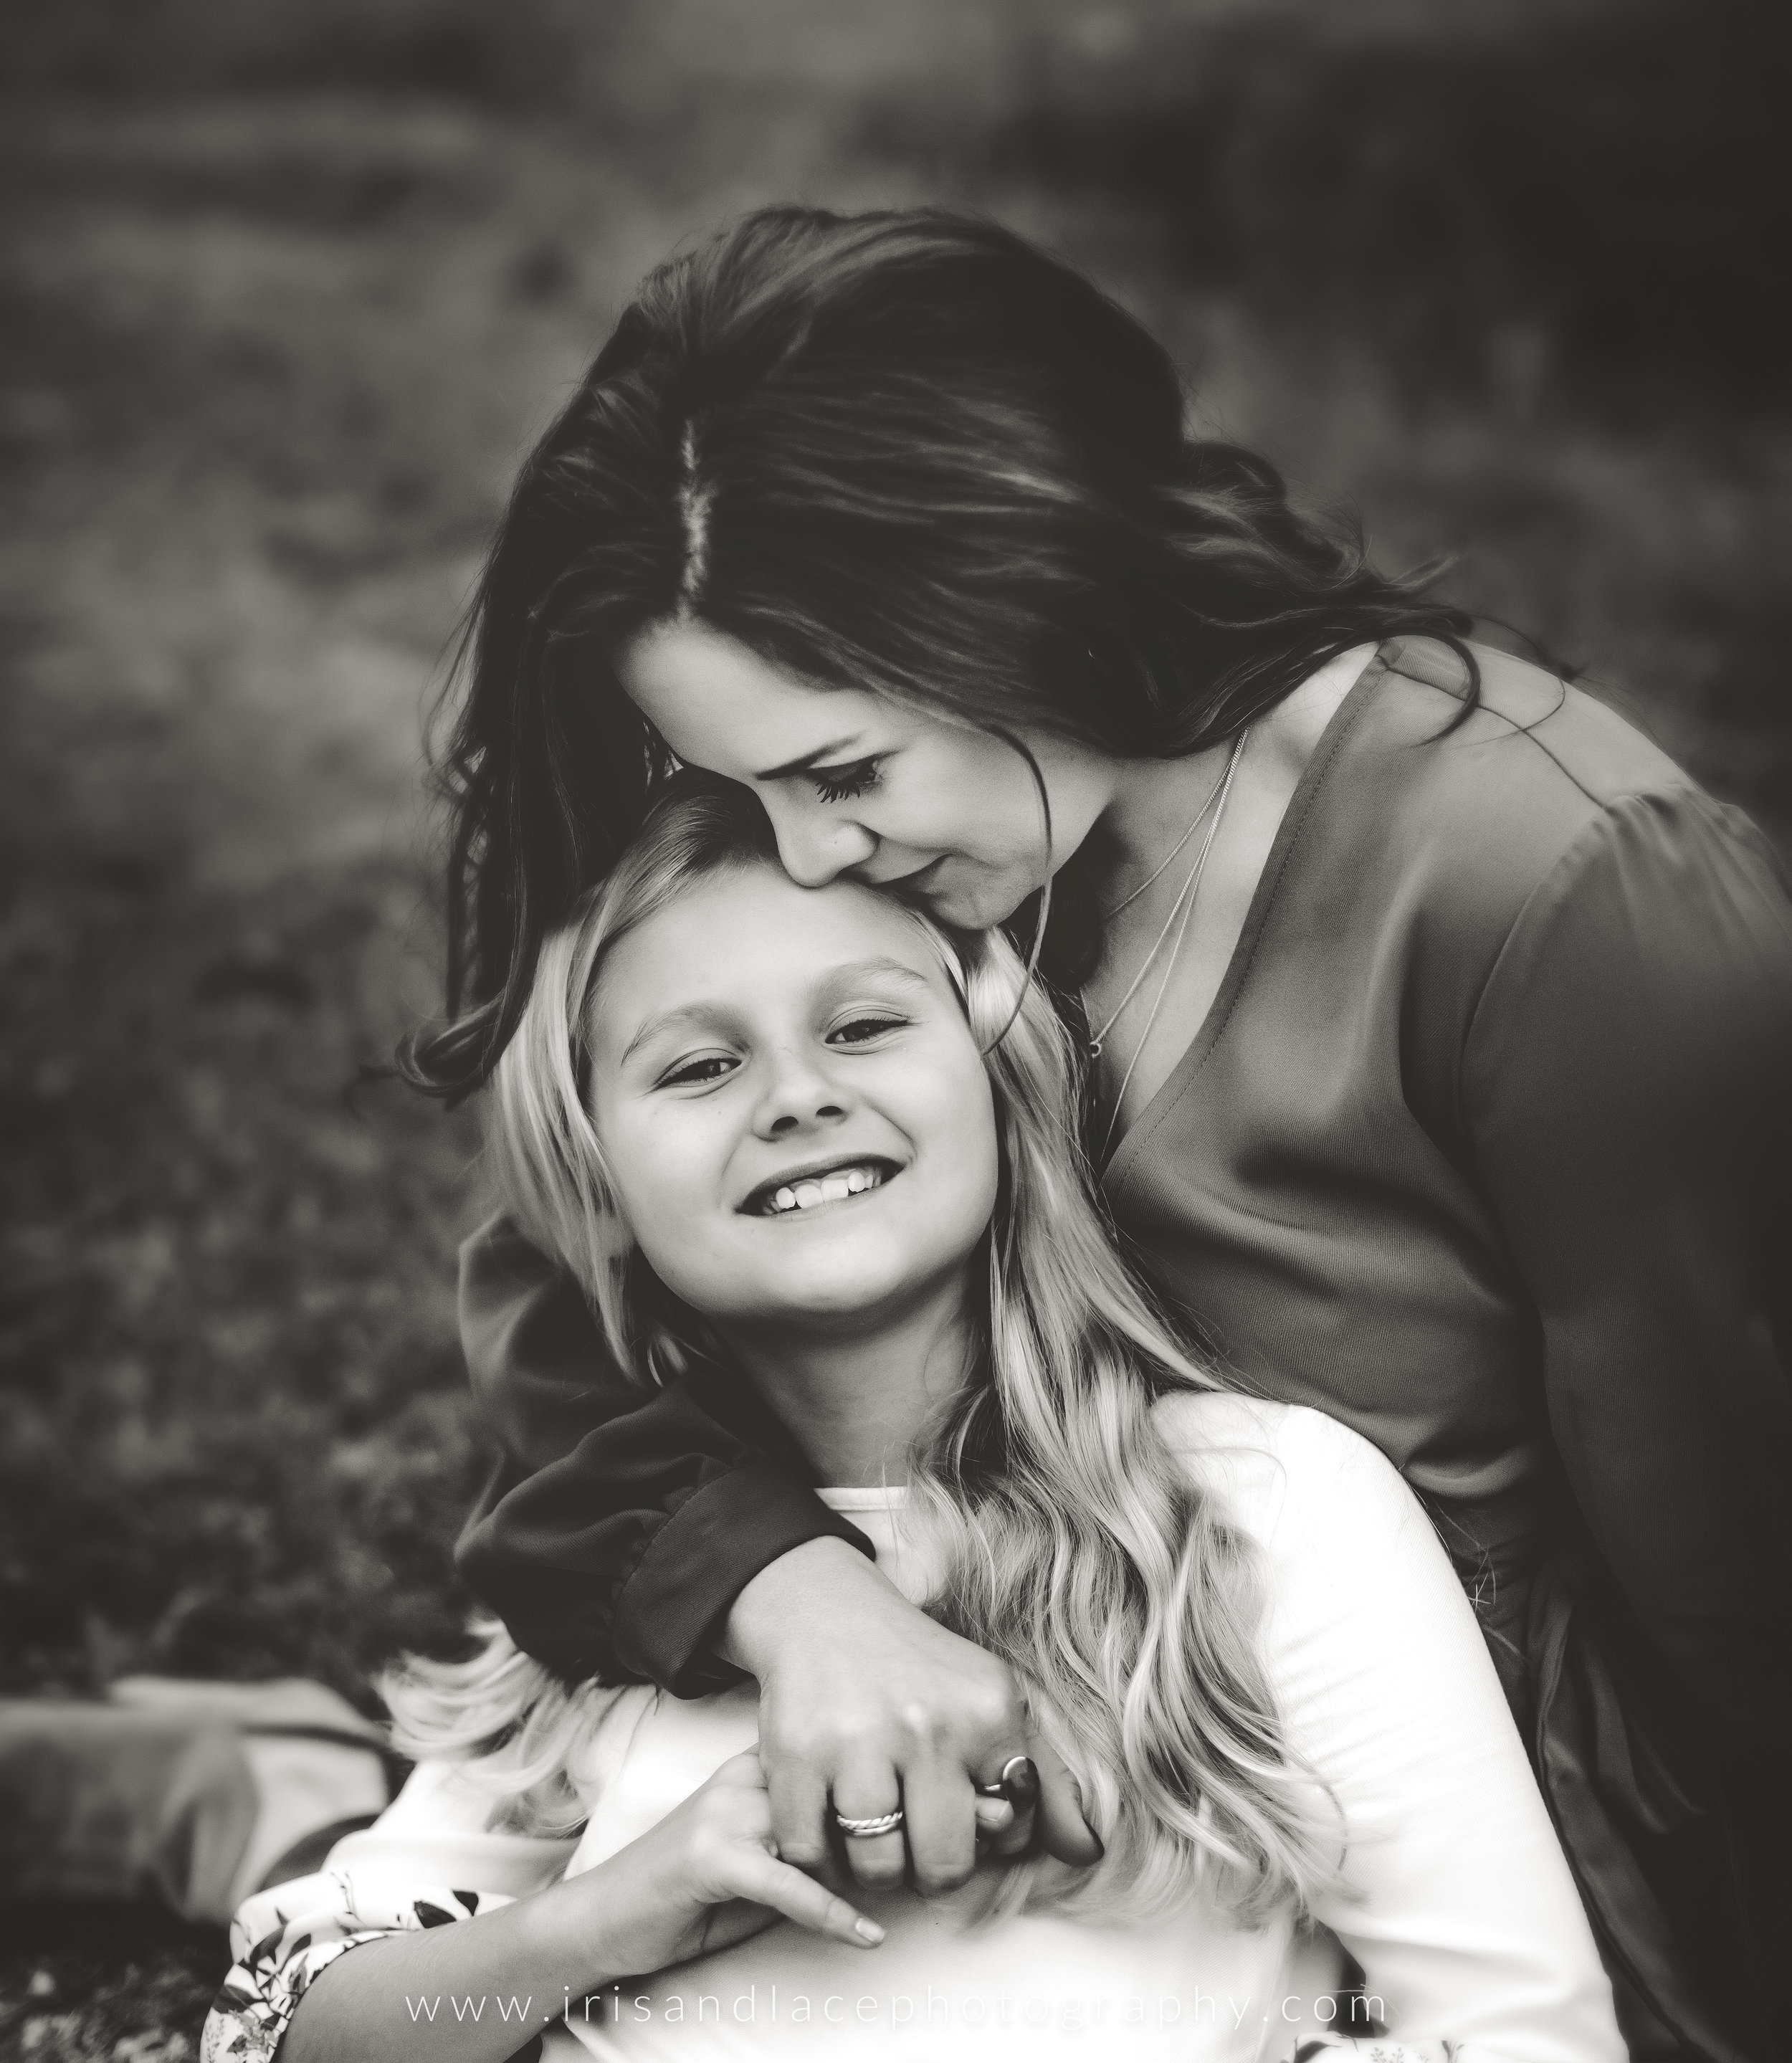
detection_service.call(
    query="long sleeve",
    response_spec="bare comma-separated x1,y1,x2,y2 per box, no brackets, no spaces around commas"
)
201,1761,575,2063
1163,1395,1627,2063
454,1216,870,1692
1462,789,1792,1742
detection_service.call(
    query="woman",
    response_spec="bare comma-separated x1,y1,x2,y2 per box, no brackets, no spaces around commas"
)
409,209,1791,2059
210,781,1624,2062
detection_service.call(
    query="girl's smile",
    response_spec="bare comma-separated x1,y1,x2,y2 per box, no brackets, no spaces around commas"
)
585,861,999,1332
744,1153,897,1218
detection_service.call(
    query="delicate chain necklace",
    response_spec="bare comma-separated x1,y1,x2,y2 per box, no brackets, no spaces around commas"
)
1088,728,1250,1151
1100,750,1236,924
1087,728,1250,1059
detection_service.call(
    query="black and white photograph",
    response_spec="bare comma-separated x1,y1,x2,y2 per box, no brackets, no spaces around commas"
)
1,4,1786,2059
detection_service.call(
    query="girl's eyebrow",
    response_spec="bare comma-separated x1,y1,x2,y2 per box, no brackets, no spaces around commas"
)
619,957,935,1065
816,956,935,997
620,1001,733,1067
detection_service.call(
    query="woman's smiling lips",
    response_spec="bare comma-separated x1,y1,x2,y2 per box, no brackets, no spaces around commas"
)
740,1153,902,1219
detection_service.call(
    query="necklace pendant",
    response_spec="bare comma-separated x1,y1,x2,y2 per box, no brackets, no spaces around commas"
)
1087,1038,1103,1059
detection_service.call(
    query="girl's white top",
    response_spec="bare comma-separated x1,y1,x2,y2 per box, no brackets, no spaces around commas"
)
201,1397,1624,2063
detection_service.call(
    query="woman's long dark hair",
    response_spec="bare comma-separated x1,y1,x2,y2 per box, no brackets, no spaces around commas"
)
404,204,1472,1100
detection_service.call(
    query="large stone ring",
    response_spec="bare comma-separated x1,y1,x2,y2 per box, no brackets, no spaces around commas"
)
973,1755,1039,1809
833,1806,905,1839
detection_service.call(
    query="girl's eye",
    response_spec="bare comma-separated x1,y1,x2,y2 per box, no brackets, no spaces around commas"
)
812,757,882,804
658,1054,738,1089
827,1014,906,1047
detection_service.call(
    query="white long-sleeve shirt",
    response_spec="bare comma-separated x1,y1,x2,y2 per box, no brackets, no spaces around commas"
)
203,1397,1623,2063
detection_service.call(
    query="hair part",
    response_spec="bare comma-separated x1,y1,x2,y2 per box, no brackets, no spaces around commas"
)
401,204,1474,1101
389,775,1340,1925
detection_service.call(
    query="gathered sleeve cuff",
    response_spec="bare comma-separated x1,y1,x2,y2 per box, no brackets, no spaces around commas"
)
201,1869,510,2063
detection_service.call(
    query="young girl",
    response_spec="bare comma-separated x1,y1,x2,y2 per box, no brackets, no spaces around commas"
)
206,779,1624,2063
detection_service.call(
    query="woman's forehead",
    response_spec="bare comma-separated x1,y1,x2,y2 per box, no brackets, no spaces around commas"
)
616,620,905,773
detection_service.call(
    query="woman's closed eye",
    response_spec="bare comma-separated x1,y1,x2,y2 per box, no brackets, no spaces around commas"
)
811,756,882,804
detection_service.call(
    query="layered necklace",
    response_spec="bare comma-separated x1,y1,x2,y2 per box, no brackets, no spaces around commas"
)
1087,728,1250,1150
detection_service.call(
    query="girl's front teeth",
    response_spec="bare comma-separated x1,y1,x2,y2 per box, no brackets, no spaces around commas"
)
768,1166,884,1214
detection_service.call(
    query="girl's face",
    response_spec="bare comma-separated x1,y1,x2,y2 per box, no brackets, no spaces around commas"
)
585,860,1000,1333
615,619,1115,930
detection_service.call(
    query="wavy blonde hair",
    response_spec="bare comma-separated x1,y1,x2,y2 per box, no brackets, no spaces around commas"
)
387,775,1337,1925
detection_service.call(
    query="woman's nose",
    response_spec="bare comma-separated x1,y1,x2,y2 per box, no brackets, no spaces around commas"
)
751,1046,850,1140
767,801,876,889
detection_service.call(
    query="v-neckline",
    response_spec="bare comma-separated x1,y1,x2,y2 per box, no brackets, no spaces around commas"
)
1096,643,1391,1194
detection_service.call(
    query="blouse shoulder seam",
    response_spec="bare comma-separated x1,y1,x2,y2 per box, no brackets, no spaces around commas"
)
1458,792,1689,1095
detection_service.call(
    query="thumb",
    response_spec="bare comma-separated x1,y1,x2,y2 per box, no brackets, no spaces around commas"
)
1028,1733,1103,1867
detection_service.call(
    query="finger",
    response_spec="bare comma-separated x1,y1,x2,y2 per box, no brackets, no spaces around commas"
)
694,1897,784,1959
900,1755,977,1895
831,1758,907,1893
763,1748,832,1874
725,1847,886,1948
832,1817,908,1892
711,1749,773,1791
1029,1733,1103,1867
974,1745,1039,1860
973,1795,1015,1836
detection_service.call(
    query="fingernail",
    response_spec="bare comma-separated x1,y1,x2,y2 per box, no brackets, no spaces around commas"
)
854,1917,885,1944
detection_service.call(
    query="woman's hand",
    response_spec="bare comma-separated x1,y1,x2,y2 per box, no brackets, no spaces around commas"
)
581,1749,885,1977
722,1537,1102,1895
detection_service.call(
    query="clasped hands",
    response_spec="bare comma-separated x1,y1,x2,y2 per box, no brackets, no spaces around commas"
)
721,1536,1104,1897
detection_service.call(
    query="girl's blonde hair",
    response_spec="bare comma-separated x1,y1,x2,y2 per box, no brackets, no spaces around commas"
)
386,775,1336,1924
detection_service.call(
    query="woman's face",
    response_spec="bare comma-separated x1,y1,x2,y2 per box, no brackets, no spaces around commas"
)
585,859,999,1334
615,619,1115,930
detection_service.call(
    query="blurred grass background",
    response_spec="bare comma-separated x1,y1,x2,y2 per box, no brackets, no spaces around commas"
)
1,0,1786,2050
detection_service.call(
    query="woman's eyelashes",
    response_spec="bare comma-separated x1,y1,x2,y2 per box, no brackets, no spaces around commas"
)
811,756,882,804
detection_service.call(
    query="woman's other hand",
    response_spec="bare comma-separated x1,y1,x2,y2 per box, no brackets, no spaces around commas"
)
721,1537,1102,1894
583,1750,884,1976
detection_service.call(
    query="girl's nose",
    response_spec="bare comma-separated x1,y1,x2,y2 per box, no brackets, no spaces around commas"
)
751,1046,851,1140
767,802,876,889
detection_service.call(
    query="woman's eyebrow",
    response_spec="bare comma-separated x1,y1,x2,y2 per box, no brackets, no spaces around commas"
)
753,736,865,781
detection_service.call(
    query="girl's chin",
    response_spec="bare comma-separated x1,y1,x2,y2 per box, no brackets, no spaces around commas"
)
712,1260,945,1327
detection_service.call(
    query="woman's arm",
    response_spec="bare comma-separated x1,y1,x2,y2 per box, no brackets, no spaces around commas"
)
1165,1396,1626,2062
454,1216,1064,1891
1462,790,1792,1744
454,1213,867,1690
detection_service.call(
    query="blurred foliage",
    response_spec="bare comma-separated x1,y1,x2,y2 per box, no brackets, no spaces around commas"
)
0,0,632,108
974,0,1788,416
0,1907,216,2063
0,1,1786,2044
